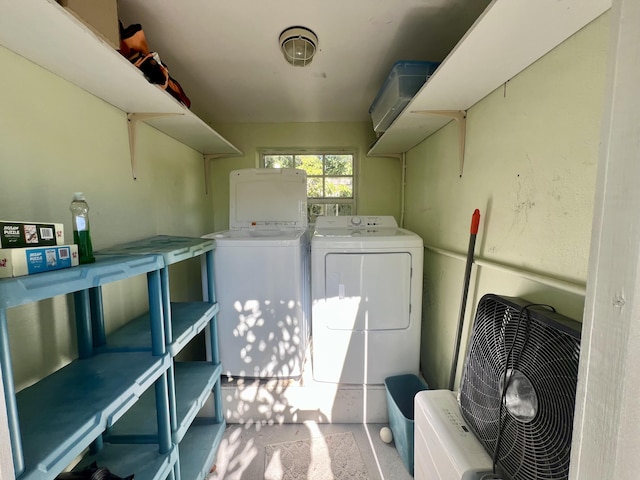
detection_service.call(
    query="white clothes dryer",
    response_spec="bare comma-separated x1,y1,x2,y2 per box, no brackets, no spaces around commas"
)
311,215,423,384
203,168,310,379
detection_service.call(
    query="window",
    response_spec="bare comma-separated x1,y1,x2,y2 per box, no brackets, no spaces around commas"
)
261,151,355,223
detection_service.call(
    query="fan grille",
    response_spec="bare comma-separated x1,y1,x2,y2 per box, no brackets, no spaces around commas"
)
459,294,581,480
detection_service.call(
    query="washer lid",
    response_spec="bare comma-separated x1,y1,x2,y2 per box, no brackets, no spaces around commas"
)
203,228,309,247
229,168,307,230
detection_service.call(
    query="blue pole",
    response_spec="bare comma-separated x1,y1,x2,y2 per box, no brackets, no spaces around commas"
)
0,309,24,475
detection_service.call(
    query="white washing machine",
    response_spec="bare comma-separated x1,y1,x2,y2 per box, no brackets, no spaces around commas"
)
311,215,423,384
202,168,310,379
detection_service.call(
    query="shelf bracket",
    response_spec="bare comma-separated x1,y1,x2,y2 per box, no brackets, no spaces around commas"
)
411,110,467,177
203,154,226,195
127,113,182,180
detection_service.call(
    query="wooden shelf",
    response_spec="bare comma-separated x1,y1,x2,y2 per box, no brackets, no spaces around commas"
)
368,0,611,157
0,0,241,157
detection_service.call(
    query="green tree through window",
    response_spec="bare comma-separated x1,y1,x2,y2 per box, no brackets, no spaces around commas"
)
262,151,355,222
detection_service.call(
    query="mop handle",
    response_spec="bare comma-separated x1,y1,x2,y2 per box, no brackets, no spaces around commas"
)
448,209,481,390
471,209,480,235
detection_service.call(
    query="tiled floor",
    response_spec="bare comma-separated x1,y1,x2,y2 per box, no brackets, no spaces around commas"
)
210,422,414,480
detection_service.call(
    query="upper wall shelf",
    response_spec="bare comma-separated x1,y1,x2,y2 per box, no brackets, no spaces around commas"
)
0,0,241,157
367,0,611,157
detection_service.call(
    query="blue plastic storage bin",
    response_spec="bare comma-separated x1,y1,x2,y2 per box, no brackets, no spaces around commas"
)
369,60,440,133
385,373,429,476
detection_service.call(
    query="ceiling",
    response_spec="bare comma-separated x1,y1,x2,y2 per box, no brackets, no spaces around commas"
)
117,0,492,126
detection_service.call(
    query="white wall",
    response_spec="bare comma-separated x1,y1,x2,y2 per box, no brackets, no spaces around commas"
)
571,0,640,477
402,13,610,388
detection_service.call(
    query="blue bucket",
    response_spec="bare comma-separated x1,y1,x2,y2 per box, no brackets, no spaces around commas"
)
384,374,429,475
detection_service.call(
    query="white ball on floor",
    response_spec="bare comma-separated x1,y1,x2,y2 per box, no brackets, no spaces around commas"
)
380,426,393,444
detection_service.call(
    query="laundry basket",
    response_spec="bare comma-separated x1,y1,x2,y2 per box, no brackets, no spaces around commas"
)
384,373,429,475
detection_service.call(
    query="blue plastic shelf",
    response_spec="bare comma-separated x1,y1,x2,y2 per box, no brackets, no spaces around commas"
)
16,351,170,480
0,254,164,310
95,236,225,480
96,236,214,266
178,417,226,480
170,362,223,443
77,443,178,480
95,235,217,349
105,361,222,444
0,238,225,480
102,302,219,356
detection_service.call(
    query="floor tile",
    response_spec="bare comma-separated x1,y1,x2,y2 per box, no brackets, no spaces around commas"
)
210,423,414,480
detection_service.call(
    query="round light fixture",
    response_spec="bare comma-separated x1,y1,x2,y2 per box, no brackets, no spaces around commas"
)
279,26,318,67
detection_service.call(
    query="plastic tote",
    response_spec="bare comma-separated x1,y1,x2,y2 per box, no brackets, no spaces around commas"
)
369,60,440,133
384,373,429,475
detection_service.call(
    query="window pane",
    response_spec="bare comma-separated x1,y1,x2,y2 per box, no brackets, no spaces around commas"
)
296,155,323,175
324,204,338,216
324,155,353,175
325,177,353,198
264,155,294,169
307,177,323,198
262,152,355,217
338,204,353,216
308,204,324,224
319,203,351,216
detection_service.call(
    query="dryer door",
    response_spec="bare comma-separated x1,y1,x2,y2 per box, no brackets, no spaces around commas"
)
324,252,412,330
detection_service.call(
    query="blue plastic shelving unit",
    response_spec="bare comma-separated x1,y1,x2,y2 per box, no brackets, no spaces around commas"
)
0,235,225,480
0,253,174,480
95,236,226,480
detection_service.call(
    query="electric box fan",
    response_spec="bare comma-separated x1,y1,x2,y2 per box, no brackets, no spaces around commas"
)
458,294,581,480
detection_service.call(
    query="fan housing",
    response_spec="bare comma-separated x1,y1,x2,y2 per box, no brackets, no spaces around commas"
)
458,294,581,480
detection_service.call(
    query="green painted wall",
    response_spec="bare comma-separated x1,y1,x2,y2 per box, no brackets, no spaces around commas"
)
403,13,610,389
0,11,610,400
0,48,403,390
207,122,402,231
1,45,212,389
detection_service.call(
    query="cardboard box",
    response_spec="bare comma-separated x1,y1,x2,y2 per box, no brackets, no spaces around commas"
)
0,221,65,248
58,0,119,50
0,245,79,278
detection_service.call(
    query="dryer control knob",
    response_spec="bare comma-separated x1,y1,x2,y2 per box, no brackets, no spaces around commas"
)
350,216,362,226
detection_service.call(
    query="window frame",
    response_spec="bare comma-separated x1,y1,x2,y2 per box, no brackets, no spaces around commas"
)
259,149,357,217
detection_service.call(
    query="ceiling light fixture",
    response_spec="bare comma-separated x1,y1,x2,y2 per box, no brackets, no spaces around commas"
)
279,26,318,67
